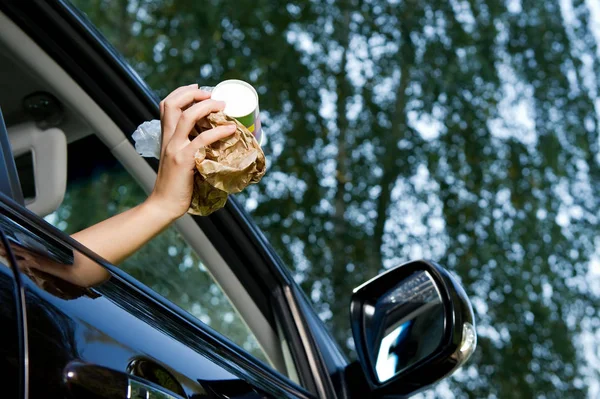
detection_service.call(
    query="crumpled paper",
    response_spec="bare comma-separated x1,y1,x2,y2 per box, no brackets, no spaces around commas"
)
132,112,266,216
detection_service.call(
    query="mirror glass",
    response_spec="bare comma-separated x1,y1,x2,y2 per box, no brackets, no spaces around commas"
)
370,270,445,382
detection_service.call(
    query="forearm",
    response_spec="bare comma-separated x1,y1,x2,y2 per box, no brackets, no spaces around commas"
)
69,198,177,286
72,199,175,265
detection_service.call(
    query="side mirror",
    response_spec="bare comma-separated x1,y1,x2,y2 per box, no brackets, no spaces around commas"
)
350,260,476,397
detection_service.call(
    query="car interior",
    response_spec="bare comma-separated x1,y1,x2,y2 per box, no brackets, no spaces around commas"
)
0,10,297,381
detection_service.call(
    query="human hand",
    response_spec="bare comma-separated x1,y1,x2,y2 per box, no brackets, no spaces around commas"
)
146,84,237,220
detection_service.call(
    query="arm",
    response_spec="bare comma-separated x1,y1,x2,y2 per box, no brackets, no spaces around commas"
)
45,84,237,287
68,199,175,286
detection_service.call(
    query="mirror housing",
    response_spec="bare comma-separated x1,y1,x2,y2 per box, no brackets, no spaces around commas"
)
350,260,476,398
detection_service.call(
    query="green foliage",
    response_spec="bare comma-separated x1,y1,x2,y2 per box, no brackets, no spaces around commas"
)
68,0,600,397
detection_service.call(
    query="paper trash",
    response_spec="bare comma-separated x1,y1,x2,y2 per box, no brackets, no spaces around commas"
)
132,111,266,216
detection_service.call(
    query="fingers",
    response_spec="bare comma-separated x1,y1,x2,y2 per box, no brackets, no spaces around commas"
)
186,124,237,155
160,85,212,143
160,83,196,108
160,83,199,115
171,99,227,144
161,86,212,116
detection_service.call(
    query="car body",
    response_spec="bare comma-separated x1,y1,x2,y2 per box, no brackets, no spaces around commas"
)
0,1,475,398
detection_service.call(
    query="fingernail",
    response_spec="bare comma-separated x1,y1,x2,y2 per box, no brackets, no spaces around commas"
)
228,124,237,131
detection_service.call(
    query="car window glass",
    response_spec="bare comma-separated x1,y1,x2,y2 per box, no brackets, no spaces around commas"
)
44,134,267,364
70,1,600,397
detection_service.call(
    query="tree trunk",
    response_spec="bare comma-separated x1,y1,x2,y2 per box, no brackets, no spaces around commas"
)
332,4,353,277
369,30,413,277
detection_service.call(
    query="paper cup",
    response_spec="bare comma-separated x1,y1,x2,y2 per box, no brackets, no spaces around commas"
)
211,79,262,145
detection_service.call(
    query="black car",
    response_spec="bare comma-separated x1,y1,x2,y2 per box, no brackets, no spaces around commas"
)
0,1,475,398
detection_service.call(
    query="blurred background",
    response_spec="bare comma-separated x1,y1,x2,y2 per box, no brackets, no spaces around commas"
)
55,0,600,397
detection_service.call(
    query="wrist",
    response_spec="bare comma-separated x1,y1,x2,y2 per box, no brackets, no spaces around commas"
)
142,195,183,226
